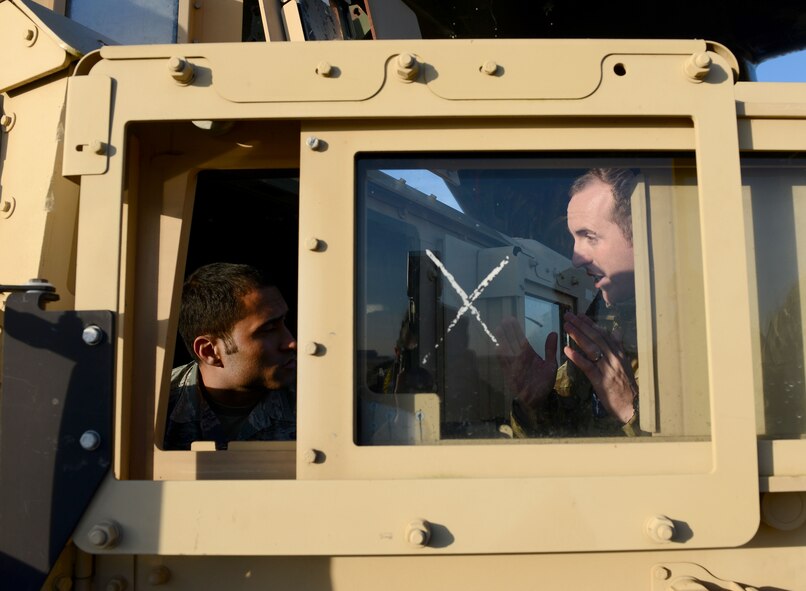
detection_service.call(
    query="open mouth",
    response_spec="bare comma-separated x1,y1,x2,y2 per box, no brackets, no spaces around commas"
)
589,273,604,287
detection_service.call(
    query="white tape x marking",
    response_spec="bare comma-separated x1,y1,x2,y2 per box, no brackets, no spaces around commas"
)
422,249,510,363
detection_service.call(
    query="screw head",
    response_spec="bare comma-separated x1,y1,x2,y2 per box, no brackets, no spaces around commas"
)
0,196,15,219
167,56,195,84
305,342,321,356
87,521,120,549
408,529,427,546
0,112,15,132
167,56,183,72
693,52,712,68
80,430,101,451
91,140,107,155
397,53,416,68
304,449,319,464
306,136,321,151
481,60,498,75
396,53,420,81
82,325,105,346
653,566,671,580
645,515,676,543
88,528,107,546
683,52,712,82
405,519,431,548
316,61,333,77
306,237,322,251
23,27,37,46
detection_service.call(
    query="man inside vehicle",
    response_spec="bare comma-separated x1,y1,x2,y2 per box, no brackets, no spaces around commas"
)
164,263,297,450
498,168,640,437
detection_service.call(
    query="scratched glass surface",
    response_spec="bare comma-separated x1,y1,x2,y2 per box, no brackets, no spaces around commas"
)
356,155,709,444
743,156,806,439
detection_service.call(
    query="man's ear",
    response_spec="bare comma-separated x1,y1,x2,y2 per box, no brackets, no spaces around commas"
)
193,335,223,367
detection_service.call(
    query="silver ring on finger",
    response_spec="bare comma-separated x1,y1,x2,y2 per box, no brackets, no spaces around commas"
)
591,350,603,363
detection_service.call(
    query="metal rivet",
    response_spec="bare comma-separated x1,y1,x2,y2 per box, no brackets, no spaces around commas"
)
305,342,322,356
653,566,671,581
692,52,711,68
167,56,195,85
148,566,171,586
304,449,319,464
683,52,711,82
396,53,419,82
305,136,321,151
82,325,105,346
0,113,15,132
87,521,121,549
316,61,333,77
645,515,675,543
80,430,101,451
405,519,431,548
480,60,498,75
397,53,416,69
23,28,37,46
0,196,15,219
306,237,322,251
91,140,107,155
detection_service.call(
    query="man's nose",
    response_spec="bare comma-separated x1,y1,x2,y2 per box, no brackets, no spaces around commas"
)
571,245,590,268
282,324,297,350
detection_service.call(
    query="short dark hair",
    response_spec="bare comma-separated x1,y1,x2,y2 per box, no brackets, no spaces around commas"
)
570,168,637,243
179,263,274,359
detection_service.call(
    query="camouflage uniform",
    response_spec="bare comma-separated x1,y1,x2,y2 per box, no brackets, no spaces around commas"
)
512,293,641,438
163,361,296,450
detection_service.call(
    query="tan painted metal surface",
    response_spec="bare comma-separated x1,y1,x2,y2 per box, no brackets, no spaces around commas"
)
0,0,71,93
3,1,806,589
59,40,757,557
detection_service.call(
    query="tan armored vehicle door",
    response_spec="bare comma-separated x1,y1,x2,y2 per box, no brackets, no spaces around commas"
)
60,39,758,556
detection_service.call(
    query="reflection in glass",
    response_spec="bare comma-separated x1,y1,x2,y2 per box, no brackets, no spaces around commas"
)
524,296,562,366
744,157,806,438
357,155,705,444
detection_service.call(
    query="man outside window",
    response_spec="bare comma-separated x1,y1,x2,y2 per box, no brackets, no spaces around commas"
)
498,168,641,437
164,263,297,450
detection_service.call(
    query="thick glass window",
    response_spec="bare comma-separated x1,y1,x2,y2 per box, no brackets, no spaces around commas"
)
68,0,179,44
356,154,708,445
744,156,806,438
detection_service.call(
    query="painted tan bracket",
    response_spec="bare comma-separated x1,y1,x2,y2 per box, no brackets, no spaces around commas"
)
651,563,755,591
0,0,70,94
63,75,112,176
